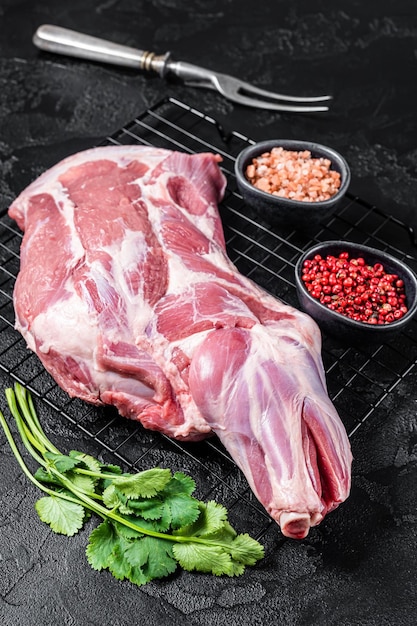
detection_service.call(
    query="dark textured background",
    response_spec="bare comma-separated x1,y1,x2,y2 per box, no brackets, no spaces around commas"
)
1,1,417,625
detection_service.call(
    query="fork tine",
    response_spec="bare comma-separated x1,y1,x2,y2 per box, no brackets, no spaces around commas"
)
238,81,332,104
167,62,331,111
211,74,330,111
223,91,330,112
232,95,328,112
183,81,329,111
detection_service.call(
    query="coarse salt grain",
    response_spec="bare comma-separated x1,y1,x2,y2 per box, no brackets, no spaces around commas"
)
245,147,341,202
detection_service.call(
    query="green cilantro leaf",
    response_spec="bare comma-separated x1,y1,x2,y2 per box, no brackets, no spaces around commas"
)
35,495,85,536
165,493,200,529
98,463,123,475
122,537,148,568
226,560,246,577
200,501,229,534
44,451,80,473
34,467,64,487
196,519,237,543
172,542,234,576
158,472,200,529
87,523,177,585
168,472,196,496
230,533,265,565
102,483,122,509
65,471,96,494
125,497,166,520
128,565,150,587
107,535,133,581
120,508,172,533
86,519,118,570
142,537,178,580
112,467,172,499
176,500,228,537
124,536,177,580
69,450,102,474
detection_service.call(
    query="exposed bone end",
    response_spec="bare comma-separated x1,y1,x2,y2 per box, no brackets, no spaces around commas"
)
279,511,323,540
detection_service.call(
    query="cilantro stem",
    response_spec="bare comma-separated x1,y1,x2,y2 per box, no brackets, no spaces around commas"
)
72,467,128,481
13,384,60,455
5,387,48,467
0,406,83,509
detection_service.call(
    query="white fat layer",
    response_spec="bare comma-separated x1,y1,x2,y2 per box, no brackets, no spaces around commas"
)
118,228,147,271
32,291,97,357
54,184,85,259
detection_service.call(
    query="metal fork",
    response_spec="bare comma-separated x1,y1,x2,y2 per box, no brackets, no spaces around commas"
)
33,25,331,113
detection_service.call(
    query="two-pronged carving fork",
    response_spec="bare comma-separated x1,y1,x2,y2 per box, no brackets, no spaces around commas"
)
33,24,331,113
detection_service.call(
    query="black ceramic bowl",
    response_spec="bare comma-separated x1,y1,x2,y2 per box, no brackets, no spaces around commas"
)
235,139,351,229
295,240,417,343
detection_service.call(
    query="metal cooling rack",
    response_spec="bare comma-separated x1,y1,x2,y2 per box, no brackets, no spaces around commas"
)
1,97,417,539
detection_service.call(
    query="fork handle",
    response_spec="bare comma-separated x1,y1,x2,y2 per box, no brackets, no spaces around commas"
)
33,24,171,76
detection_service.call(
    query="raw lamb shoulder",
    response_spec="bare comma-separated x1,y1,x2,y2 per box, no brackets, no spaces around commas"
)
9,145,352,540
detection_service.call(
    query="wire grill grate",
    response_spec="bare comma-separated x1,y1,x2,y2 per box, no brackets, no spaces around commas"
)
1,97,417,538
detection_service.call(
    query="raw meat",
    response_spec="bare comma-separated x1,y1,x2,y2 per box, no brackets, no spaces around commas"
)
9,145,352,540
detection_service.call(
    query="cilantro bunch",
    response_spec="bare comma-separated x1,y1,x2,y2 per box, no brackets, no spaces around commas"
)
0,383,264,585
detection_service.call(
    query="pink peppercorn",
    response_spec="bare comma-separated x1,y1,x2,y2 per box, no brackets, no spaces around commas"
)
301,252,408,325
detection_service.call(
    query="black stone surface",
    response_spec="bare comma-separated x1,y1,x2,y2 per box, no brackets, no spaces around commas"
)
1,1,417,625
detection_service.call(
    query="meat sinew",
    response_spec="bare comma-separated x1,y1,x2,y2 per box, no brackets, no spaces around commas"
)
8,145,352,540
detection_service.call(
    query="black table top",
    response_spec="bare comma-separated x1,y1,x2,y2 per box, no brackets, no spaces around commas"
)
1,2,417,625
